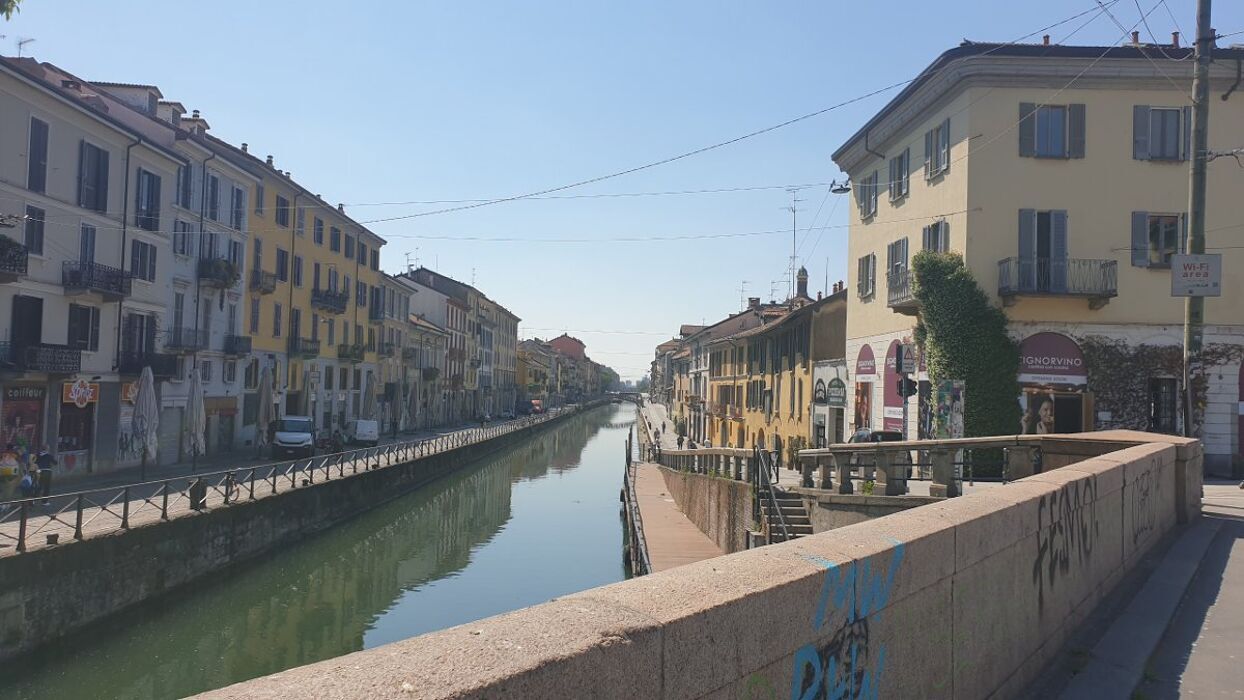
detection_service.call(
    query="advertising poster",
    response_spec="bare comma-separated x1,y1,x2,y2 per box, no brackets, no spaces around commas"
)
932,380,965,439
1,386,44,453
854,382,872,430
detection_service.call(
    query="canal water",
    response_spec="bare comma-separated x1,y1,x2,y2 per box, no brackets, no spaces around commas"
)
4,403,634,699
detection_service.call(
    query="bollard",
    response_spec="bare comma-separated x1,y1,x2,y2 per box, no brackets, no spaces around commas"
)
929,449,959,498
801,458,815,488
880,451,907,496
818,456,833,490
834,452,854,495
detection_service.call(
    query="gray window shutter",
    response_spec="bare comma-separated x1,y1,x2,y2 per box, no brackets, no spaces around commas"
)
1018,103,1036,157
76,140,87,207
869,255,876,293
1019,209,1036,289
1068,104,1086,158
924,130,933,177
1050,211,1069,292
1133,105,1151,160
940,117,951,172
940,220,950,250
1131,211,1150,267
1179,212,1188,254
1181,105,1192,161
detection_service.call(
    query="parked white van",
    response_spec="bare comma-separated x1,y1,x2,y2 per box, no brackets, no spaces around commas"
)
344,419,380,447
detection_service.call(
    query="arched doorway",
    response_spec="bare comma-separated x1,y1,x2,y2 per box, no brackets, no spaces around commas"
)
884,340,904,432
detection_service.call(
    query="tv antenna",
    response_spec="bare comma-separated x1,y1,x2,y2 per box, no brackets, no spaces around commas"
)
17,37,35,58
738,280,749,311
782,187,805,300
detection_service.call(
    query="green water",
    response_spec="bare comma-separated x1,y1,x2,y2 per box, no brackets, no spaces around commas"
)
2,404,634,699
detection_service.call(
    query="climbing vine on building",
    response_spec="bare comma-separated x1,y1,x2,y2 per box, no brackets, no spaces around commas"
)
912,251,1020,438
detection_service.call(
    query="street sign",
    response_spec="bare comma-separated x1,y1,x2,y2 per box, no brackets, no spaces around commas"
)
1171,254,1222,297
897,343,917,374
826,378,847,409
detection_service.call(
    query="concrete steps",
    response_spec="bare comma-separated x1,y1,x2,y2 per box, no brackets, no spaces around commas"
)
759,487,812,543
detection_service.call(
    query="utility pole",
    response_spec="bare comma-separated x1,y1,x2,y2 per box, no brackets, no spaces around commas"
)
1183,0,1212,438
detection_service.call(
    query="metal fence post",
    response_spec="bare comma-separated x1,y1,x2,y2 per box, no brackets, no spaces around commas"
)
160,485,169,520
16,501,28,552
75,494,86,537
121,487,131,529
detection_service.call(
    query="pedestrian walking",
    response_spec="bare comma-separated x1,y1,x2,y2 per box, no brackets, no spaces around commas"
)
36,444,56,506
18,467,38,499
677,435,684,449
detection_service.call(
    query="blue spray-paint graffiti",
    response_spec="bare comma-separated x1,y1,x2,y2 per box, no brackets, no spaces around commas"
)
789,543,904,700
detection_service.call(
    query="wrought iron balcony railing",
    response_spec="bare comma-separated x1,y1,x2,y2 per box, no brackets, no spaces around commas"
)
997,257,1118,309
62,261,132,301
223,335,252,356
197,257,241,289
0,241,29,282
164,327,209,353
378,341,396,357
287,337,320,358
369,305,385,322
311,288,349,314
119,350,178,378
338,343,364,363
250,269,278,295
0,342,81,374
886,269,918,312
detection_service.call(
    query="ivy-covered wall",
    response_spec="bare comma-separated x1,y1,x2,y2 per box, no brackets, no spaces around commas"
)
912,251,1020,439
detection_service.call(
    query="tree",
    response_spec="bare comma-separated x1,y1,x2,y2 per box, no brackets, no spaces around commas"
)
912,251,1020,440
2,1,22,20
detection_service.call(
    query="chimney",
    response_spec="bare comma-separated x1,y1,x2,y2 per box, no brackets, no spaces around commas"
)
748,297,760,310
266,155,274,167
817,291,823,300
241,143,248,153
1132,30,1141,45
1171,31,1180,48
337,203,345,213
796,266,809,299
1043,34,1050,46
192,109,200,119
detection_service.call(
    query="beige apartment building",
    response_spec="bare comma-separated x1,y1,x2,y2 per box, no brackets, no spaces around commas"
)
833,40,1244,472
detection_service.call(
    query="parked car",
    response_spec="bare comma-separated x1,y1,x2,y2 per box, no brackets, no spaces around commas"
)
500,410,516,420
271,416,317,458
344,419,380,447
847,429,905,444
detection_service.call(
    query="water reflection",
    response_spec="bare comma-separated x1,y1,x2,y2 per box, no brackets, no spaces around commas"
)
4,404,631,700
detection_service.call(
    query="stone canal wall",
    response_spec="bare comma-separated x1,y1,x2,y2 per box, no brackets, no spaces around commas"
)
657,465,752,553
0,401,607,662
198,433,1200,700
791,490,942,533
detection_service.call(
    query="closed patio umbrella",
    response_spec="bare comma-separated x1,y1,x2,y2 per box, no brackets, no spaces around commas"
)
362,372,378,421
257,364,275,455
133,366,159,481
184,367,206,471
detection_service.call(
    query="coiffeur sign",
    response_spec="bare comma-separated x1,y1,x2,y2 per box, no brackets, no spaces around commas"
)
62,379,99,409
1018,332,1086,386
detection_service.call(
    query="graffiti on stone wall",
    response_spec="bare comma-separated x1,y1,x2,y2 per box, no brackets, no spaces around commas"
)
1032,476,1100,613
788,542,905,700
1130,466,1158,547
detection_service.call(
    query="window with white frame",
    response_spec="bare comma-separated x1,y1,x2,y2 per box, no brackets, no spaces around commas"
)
856,253,876,298
855,171,878,219
131,240,157,282
1134,105,1189,161
173,220,193,256
224,360,237,384
922,220,949,252
923,118,951,178
201,360,213,382
888,148,909,201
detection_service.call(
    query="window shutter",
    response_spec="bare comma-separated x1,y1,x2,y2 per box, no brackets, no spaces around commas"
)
97,149,109,210
1179,212,1188,254
1050,211,1069,292
939,220,950,250
1131,211,1150,267
939,118,950,172
1018,210,1036,260
89,308,100,351
1133,105,1151,160
76,140,87,207
924,129,933,178
1181,105,1192,161
67,307,83,350
921,224,931,250
868,254,876,294
1068,104,1086,158
1018,103,1036,156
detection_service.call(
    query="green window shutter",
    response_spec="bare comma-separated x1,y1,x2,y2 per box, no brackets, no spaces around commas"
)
1131,211,1150,267
1018,103,1036,157
1133,105,1151,160
1068,104,1086,158
924,129,933,178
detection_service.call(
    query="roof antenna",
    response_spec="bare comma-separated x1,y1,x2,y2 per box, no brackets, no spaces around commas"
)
17,37,35,57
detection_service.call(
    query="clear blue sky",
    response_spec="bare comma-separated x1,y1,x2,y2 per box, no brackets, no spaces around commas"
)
7,1,1241,379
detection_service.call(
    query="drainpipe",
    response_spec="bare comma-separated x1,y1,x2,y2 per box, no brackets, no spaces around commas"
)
115,137,141,373
192,152,217,375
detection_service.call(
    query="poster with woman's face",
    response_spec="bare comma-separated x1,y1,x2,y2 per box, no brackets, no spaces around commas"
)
1021,391,1056,435
854,382,872,430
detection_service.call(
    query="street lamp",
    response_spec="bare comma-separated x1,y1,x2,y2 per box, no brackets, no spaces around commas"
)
829,179,851,195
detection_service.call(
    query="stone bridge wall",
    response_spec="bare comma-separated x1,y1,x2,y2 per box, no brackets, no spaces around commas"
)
658,465,752,553
200,434,1199,700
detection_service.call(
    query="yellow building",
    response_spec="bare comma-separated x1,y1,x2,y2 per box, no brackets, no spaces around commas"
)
706,276,846,455
206,141,386,434
832,40,1244,470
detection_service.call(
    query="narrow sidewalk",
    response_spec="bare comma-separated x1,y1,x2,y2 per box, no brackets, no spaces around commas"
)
632,462,724,572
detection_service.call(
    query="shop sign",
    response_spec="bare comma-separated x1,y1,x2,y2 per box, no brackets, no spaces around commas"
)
62,380,99,409
122,382,139,403
1171,254,1222,297
883,341,904,431
1018,332,1087,387
855,345,877,379
826,378,847,409
1,386,45,457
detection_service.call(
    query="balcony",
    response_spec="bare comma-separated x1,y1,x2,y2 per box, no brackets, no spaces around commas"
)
288,337,320,358
0,342,81,374
998,257,1118,310
0,240,29,283
369,305,385,323
311,288,348,314
402,346,419,361
223,335,252,356
338,343,364,363
119,350,178,378
250,270,278,295
378,341,396,358
62,261,132,301
197,257,241,289
886,269,918,315
164,327,208,354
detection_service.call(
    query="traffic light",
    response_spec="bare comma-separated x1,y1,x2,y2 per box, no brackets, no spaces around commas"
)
900,377,919,398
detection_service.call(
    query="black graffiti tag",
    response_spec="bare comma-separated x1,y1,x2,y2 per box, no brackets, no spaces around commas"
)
1032,476,1100,612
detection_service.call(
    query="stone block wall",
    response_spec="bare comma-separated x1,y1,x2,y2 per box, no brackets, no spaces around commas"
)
657,466,752,554
198,437,1190,700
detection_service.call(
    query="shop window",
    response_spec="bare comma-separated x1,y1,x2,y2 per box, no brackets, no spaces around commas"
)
1149,377,1178,434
